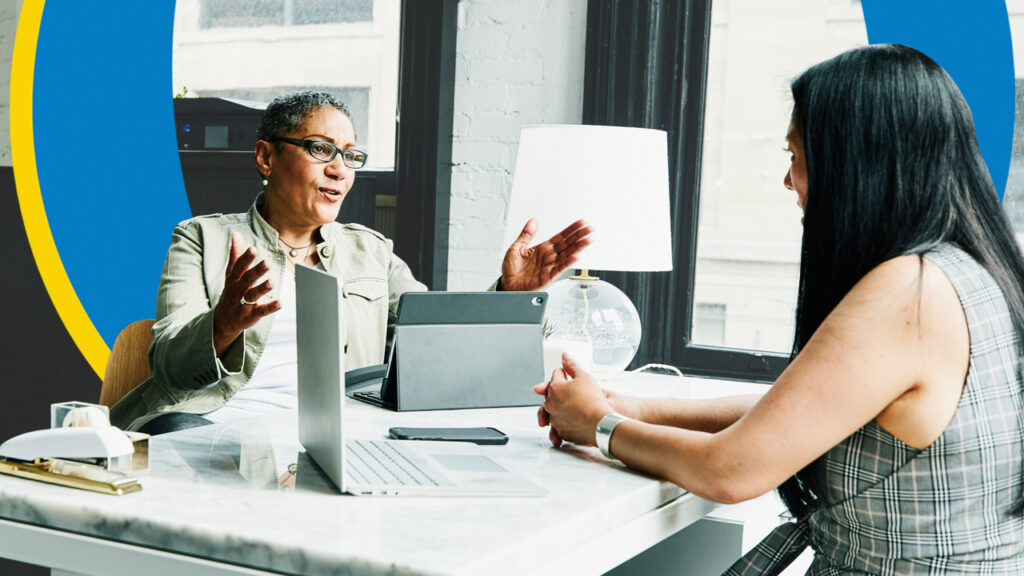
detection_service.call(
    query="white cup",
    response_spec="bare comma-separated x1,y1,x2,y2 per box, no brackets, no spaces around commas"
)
542,339,595,378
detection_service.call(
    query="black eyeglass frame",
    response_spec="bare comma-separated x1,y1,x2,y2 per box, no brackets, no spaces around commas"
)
270,137,369,169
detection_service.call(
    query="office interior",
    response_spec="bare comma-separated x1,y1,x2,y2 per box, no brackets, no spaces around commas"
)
4,1,1024,575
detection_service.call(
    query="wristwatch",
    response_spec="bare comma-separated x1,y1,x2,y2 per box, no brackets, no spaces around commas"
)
596,412,631,459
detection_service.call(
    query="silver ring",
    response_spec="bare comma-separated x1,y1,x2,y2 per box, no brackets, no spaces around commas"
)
240,296,256,306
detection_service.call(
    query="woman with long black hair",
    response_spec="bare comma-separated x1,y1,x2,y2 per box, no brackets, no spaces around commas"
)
536,44,1024,574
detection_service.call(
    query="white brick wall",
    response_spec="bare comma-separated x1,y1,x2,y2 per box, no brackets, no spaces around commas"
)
447,0,587,289
0,1,20,168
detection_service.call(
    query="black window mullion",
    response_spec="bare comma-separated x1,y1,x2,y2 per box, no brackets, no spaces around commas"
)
338,169,394,231
583,0,788,383
681,346,789,383
393,0,457,291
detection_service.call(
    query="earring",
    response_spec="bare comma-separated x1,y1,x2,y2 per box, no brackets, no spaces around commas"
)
262,177,269,187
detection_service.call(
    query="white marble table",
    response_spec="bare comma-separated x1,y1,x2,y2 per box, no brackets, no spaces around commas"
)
0,375,769,575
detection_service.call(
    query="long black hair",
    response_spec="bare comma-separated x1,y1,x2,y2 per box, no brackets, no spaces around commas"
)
777,44,1024,519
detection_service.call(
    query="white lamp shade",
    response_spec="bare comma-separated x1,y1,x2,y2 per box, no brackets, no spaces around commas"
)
504,125,673,272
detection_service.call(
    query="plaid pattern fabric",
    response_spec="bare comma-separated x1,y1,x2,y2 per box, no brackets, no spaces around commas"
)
723,521,810,576
724,245,1024,575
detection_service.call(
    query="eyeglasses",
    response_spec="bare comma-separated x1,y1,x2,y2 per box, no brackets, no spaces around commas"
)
271,137,368,169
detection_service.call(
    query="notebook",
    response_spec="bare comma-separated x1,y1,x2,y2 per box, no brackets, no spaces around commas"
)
348,290,548,411
294,264,546,497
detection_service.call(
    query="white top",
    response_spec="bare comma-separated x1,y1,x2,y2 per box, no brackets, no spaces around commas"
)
205,268,299,423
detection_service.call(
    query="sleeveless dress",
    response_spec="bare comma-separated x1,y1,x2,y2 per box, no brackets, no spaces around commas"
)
725,244,1024,575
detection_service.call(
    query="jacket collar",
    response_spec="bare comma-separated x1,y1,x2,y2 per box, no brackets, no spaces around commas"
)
247,191,341,269
247,192,281,247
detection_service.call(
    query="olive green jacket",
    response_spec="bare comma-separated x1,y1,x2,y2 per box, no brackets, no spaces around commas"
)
110,194,426,431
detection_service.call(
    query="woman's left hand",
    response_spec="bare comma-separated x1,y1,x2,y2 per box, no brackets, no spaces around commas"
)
500,219,593,291
534,353,613,447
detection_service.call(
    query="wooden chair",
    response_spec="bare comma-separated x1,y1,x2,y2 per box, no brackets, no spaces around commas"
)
100,319,156,407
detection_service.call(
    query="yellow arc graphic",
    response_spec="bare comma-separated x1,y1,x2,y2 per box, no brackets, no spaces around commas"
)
11,1,111,380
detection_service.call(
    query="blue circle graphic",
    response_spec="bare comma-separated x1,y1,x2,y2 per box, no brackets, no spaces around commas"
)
862,0,1014,200
33,2,191,347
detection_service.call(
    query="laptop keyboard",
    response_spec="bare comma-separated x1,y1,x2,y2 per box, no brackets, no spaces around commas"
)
345,439,456,488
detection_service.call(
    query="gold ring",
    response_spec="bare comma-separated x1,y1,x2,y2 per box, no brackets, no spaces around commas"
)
240,296,256,306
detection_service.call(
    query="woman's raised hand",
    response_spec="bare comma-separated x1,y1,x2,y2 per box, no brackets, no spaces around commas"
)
213,232,281,355
500,219,593,291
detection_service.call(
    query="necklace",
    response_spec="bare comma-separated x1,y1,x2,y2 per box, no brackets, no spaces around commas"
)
278,237,314,259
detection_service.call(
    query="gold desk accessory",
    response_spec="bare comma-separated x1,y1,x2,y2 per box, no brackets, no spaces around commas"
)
0,426,142,495
0,457,141,496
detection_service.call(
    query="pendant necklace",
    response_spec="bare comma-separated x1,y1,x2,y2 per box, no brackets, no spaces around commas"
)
279,237,313,259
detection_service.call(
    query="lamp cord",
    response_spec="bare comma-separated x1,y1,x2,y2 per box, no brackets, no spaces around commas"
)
598,363,684,382
598,363,685,398
628,363,684,378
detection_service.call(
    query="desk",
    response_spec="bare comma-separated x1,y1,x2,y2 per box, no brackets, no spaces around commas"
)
0,375,769,575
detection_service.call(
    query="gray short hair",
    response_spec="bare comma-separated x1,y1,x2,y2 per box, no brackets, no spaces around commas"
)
256,91,353,142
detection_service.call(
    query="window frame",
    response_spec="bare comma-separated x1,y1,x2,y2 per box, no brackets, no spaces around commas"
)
329,0,456,291
392,0,457,290
582,0,790,383
199,0,374,29
174,0,456,292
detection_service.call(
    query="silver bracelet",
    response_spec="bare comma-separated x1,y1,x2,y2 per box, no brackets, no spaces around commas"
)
596,413,630,459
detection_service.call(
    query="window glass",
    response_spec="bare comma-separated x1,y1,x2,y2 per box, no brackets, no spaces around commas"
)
692,0,866,353
200,0,372,28
1001,2,1024,245
173,0,398,167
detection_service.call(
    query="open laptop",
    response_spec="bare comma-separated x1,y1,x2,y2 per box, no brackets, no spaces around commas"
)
347,291,547,411
294,264,545,497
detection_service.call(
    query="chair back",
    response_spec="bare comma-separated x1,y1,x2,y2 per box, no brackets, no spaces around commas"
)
100,319,156,407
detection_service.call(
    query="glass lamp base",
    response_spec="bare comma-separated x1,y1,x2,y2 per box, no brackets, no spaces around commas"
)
543,276,641,375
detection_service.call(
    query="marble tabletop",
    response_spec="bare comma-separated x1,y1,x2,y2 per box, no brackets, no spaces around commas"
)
0,374,769,575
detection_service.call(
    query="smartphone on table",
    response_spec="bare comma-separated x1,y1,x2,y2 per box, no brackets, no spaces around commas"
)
388,426,509,445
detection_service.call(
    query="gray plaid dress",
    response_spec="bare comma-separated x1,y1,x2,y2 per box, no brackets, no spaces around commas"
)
725,244,1024,575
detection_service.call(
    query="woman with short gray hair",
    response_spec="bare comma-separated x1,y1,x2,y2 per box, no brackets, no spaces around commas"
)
111,91,592,435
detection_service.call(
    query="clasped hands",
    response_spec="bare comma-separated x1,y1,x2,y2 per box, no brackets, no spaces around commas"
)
534,353,642,449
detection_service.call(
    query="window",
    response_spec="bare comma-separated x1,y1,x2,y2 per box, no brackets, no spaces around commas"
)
172,0,457,288
1002,7,1024,245
200,0,373,29
692,0,867,355
593,1,1022,381
583,0,868,380
690,2,1024,373
174,0,398,168
693,303,727,346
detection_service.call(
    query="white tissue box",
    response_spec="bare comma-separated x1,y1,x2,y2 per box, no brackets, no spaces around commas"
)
50,401,110,429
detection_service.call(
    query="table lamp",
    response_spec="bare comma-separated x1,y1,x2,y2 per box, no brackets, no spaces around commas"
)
504,125,673,374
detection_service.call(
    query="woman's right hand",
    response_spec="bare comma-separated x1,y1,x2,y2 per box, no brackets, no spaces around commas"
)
213,232,281,355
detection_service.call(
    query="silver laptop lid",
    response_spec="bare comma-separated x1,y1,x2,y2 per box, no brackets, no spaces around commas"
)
294,264,348,493
295,265,546,498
